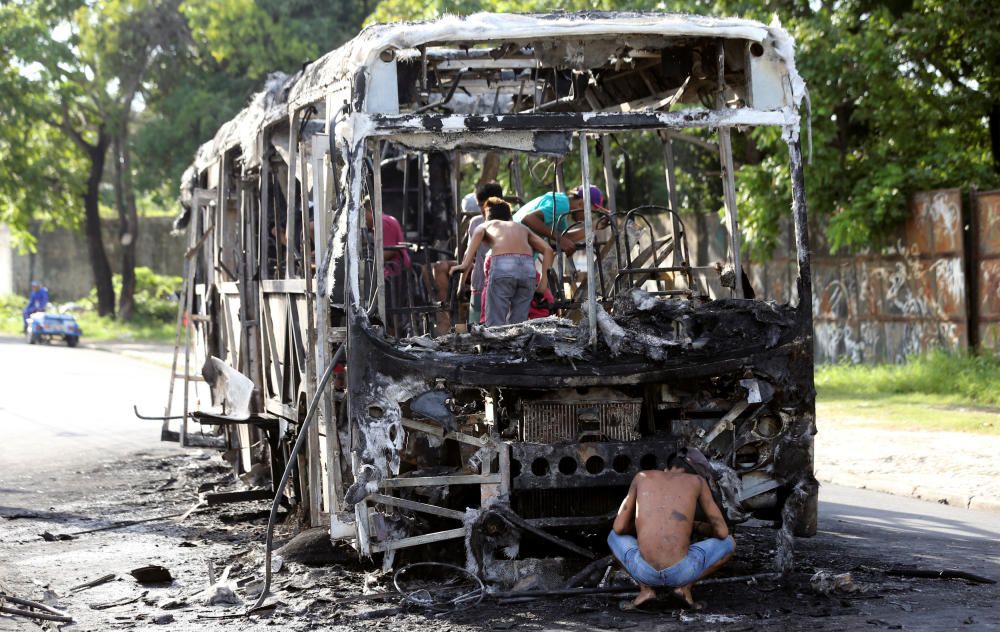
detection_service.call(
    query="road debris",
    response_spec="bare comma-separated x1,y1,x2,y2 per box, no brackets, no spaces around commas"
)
89,591,148,610
70,573,116,593
130,565,173,584
810,570,862,595
393,562,485,611
884,567,996,585
0,591,73,624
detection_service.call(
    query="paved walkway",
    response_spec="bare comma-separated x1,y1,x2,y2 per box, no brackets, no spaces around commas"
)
815,404,1000,513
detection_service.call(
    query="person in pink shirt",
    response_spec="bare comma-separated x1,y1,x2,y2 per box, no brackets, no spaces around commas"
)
365,203,411,278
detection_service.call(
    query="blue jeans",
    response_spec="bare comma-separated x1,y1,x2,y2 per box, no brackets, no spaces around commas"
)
607,530,734,588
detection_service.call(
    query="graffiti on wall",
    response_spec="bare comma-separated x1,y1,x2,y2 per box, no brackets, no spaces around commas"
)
809,189,967,364
974,190,1000,355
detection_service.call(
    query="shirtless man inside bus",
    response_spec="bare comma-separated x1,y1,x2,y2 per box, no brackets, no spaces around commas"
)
608,448,735,610
450,197,553,327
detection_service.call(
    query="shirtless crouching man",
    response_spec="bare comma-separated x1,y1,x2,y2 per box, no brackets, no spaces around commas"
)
451,197,553,326
608,448,735,610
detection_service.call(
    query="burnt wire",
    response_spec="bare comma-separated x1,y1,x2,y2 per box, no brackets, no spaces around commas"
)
393,562,485,611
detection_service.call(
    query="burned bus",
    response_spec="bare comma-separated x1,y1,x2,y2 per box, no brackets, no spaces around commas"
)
172,12,817,574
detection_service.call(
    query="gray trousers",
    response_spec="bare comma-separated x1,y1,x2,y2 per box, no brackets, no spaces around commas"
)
485,255,536,326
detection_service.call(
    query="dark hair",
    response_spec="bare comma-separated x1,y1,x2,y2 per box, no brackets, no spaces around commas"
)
484,197,512,221
476,182,504,206
666,451,696,474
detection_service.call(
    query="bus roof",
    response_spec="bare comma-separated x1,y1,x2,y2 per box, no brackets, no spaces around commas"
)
184,11,803,178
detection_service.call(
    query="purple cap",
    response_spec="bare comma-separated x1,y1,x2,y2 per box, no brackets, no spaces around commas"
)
572,185,604,208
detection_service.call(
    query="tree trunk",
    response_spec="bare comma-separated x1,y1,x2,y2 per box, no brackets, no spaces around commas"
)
479,152,500,185
114,121,138,321
83,128,115,317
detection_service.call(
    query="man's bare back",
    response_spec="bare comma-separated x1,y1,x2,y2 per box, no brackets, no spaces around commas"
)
634,470,704,569
609,456,734,610
476,219,534,256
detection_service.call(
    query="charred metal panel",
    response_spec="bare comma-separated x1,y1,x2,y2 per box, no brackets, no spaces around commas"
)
520,398,641,442
510,440,677,491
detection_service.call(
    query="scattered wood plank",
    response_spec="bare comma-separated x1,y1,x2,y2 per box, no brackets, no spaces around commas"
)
68,512,184,537
204,488,273,506
0,605,73,624
0,593,73,622
89,591,148,610
884,568,995,585
70,573,116,593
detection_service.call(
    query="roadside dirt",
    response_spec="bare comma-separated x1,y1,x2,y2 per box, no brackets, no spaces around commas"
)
2,450,998,631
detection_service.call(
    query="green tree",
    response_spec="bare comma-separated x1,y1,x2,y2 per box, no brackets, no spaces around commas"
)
132,0,373,201
0,8,84,252
0,0,120,313
78,0,189,320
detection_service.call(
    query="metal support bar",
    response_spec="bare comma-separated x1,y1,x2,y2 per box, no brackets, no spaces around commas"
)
286,113,299,278
401,417,487,446
372,141,387,326
580,134,598,349
379,474,501,489
716,40,743,299
369,527,466,553
369,494,466,520
661,135,683,268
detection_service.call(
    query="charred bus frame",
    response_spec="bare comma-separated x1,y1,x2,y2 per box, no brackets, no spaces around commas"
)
173,12,817,574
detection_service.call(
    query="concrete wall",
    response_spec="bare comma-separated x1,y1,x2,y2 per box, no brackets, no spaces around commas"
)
5,217,184,301
0,224,12,296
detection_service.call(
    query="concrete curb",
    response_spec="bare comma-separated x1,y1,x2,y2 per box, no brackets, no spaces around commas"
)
818,475,1000,515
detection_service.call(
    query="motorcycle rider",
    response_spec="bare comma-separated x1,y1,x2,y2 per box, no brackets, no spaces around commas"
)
22,280,49,333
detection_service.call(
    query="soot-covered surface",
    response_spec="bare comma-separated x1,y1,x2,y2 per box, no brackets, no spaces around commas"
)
1,451,997,631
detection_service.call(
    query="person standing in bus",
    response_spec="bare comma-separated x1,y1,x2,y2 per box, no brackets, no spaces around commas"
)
451,198,553,327
365,197,412,334
513,185,605,254
364,197,411,278
462,181,504,325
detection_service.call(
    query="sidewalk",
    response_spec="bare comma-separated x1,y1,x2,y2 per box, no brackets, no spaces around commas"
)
815,403,1000,514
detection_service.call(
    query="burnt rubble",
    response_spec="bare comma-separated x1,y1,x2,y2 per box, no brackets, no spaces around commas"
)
398,288,799,364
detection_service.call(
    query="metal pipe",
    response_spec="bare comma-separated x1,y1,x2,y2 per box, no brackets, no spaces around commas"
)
716,40,743,299
579,134,598,349
372,141,387,327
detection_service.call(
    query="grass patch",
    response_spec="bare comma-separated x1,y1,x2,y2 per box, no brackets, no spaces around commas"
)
816,352,1000,435
0,267,180,344
816,351,1000,407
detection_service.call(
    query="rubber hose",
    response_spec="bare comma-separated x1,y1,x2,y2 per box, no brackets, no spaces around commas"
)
251,343,346,610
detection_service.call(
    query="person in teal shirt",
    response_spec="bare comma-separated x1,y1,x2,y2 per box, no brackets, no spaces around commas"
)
513,185,604,255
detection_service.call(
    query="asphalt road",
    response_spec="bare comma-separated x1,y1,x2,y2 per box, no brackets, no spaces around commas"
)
0,334,184,490
1,334,997,630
